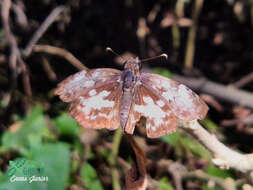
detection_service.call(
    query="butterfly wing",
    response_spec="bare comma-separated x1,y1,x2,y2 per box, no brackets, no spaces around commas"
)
55,68,122,130
69,81,122,130
55,68,121,102
140,73,208,121
124,85,177,138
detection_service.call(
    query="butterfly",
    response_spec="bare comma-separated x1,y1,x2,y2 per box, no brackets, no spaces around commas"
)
55,55,208,138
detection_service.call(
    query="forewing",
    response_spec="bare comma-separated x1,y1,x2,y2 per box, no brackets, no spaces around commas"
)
69,82,122,130
141,73,208,121
125,85,177,138
55,68,121,102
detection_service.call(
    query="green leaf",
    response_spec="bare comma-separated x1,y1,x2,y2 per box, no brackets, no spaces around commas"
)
160,131,180,146
81,163,104,190
157,177,173,190
1,107,49,153
152,68,173,78
206,163,235,179
53,113,81,137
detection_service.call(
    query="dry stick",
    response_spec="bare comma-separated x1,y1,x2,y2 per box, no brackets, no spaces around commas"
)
168,162,184,190
159,160,240,190
221,114,253,126
173,74,253,109
2,0,19,77
109,128,123,190
40,56,57,81
180,120,253,185
22,5,65,57
182,170,236,190
184,0,203,69
1,0,32,98
33,45,88,71
11,1,28,29
231,72,253,88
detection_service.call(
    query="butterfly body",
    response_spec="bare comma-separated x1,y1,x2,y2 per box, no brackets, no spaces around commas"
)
55,56,208,138
120,57,141,130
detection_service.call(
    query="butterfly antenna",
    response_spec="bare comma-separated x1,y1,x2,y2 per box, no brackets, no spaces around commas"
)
141,53,168,63
106,47,125,62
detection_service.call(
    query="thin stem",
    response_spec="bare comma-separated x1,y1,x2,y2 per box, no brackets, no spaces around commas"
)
184,0,203,69
109,128,123,190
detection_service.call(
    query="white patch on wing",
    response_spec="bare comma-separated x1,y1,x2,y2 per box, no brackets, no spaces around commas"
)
92,71,100,78
156,100,165,107
89,89,97,96
91,115,97,120
178,85,191,99
175,85,194,110
65,70,94,90
73,70,87,81
81,80,95,88
79,90,115,115
162,84,195,111
134,96,168,127
162,87,177,101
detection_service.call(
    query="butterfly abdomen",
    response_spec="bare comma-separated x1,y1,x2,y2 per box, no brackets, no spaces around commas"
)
120,70,135,129
120,88,133,129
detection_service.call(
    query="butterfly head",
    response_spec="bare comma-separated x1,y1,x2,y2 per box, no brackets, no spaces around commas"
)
123,57,142,73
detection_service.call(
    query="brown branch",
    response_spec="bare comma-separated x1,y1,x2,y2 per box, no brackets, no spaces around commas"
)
11,1,28,29
22,6,65,57
1,0,32,98
180,120,253,185
221,114,253,126
2,0,19,77
182,170,237,190
230,72,253,88
40,56,57,81
33,45,87,71
173,74,253,109
168,162,184,190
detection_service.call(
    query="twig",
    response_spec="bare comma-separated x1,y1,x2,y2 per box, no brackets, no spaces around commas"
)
173,74,253,109
168,162,184,190
40,56,57,81
2,0,19,77
184,0,203,69
33,45,87,71
182,170,236,190
200,94,224,112
230,72,253,88
11,1,28,29
180,120,253,184
109,128,123,190
1,0,32,98
22,6,65,57
221,114,253,126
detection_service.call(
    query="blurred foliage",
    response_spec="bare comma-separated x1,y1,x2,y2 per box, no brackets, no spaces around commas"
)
0,107,99,190
152,68,173,78
81,163,104,190
157,177,173,190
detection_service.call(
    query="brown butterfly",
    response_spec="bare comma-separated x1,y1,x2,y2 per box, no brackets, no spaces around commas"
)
55,53,208,138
